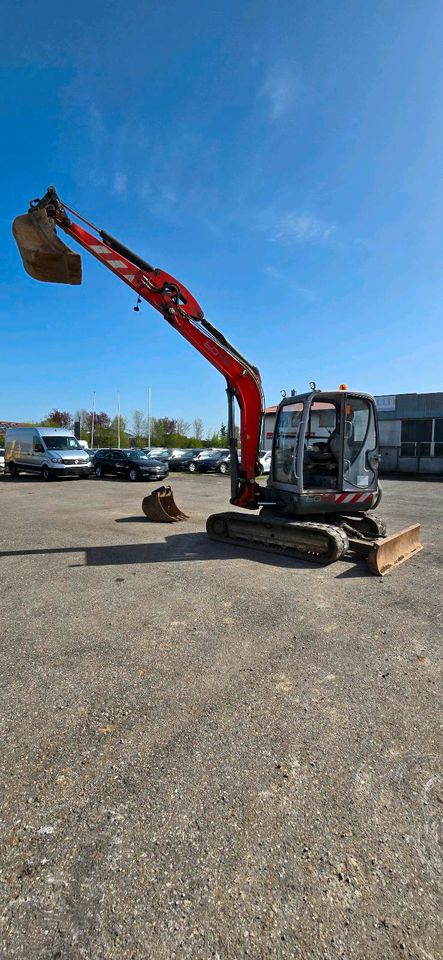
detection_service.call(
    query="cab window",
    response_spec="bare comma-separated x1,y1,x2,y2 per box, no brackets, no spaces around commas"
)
274,402,303,483
343,397,376,488
303,401,340,490
343,398,371,463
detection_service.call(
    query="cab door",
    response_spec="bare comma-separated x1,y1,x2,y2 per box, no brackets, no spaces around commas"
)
272,400,305,493
342,395,379,491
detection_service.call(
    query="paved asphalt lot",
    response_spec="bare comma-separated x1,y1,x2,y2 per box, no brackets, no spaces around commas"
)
0,473,441,960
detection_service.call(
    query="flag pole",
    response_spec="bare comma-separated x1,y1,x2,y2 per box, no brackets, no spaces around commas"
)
147,386,151,446
91,391,96,448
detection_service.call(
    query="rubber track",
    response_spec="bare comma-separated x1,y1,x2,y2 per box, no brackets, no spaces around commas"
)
206,512,349,565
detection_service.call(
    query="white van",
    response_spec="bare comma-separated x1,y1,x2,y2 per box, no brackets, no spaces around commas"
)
5,427,91,480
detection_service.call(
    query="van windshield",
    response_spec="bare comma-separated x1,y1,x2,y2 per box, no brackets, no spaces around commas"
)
42,436,82,450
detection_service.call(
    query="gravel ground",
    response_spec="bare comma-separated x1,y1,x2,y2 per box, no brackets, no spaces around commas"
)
0,472,441,960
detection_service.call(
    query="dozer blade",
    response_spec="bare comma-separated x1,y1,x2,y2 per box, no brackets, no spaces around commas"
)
12,209,82,284
367,523,422,576
142,485,189,523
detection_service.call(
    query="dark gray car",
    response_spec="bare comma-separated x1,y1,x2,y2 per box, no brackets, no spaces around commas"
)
92,449,169,482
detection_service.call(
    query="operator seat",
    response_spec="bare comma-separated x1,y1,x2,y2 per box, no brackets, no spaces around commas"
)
306,427,340,466
327,426,340,461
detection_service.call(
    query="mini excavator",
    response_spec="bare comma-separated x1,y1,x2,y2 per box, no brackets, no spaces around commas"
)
13,187,422,574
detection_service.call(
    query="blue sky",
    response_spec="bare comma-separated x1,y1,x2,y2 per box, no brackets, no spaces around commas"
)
1,0,442,433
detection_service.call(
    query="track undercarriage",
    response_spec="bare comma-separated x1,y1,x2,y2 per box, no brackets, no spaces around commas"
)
206,509,422,576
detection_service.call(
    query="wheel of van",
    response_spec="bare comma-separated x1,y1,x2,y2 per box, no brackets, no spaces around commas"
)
218,462,228,474
128,467,140,482
188,462,196,473
9,463,19,477
94,464,105,478
41,465,52,482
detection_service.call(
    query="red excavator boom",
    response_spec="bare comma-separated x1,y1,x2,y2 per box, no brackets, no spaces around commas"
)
13,187,264,510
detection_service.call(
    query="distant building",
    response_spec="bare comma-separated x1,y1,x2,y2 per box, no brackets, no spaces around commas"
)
0,421,31,442
262,394,443,475
376,393,443,475
263,406,278,449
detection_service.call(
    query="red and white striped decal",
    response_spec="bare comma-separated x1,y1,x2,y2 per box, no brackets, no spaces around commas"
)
89,243,137,285
326,492,374,505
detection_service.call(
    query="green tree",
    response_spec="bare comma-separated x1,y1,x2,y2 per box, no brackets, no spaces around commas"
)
110,415,129,448
175,418,190,437
132,409,147,447
41,409,73,428
193,417,204,441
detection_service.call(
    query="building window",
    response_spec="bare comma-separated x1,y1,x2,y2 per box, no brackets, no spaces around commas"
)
400,419,432,457
434,418,443,457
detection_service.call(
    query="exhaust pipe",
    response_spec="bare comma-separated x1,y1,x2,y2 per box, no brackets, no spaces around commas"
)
12,207,82,285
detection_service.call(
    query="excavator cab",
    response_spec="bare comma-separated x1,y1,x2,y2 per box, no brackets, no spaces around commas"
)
270,390,380,514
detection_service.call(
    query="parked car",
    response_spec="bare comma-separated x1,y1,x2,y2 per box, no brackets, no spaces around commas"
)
186,449,217,473
258,450,272,474
189,449,230,473
215,453,232,474
92,448,169,481
145,449,172,463
5,427,91,480
168,449,204,470
0,447,5,473
215,451,243,474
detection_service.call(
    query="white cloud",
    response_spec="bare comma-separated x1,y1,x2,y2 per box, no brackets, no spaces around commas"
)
113,171,128,196
263,265,316,301
259,65,300,119
263,265,282,279
271,213,335,244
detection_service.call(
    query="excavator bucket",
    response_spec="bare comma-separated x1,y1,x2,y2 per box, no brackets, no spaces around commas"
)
367,523,422,576
12,208,82,284
142,485,189,523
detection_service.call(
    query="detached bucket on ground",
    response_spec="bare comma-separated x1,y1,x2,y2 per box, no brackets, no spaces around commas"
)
142,486,189,523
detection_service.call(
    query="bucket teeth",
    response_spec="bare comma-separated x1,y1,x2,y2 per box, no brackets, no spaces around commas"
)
12,209,82,284
142,486,189,523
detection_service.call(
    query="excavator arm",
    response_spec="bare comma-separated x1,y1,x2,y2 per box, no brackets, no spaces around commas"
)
13,187,264,510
